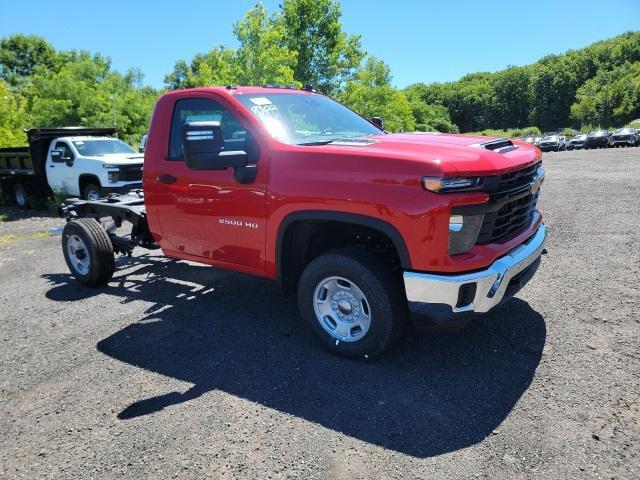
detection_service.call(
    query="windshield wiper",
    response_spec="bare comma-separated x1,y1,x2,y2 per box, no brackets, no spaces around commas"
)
297,136,368,146
296,139,338,146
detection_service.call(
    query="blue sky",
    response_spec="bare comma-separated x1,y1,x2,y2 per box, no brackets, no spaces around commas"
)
1,0,638,89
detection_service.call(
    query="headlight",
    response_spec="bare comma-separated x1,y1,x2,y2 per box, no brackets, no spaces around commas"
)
108,171,120,183
103,163,120,169
422,177,482,193
448,214,484,255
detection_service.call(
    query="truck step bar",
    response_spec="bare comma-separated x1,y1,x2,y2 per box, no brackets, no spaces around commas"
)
59,190,158,254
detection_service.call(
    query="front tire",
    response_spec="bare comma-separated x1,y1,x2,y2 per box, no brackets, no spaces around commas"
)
297,249,406,359
62,219,114,286
83,183,102,201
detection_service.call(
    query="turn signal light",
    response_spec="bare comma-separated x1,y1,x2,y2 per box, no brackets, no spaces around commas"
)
422,177,482,193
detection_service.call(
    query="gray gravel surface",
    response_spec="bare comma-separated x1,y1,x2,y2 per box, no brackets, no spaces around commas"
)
1,147,639,479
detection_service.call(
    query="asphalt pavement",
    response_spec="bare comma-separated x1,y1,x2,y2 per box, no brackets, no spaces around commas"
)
1,146,638,479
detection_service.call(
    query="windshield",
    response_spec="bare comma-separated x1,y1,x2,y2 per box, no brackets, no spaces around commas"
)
543,135,558,140
615,128,633,134
72,139,136,156
235,93,381,145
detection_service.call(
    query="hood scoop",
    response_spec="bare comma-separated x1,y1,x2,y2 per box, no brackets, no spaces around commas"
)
472,138,518,154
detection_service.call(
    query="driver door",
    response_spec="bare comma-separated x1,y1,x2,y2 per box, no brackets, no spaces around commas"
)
46,141,77,196
149,95,267,271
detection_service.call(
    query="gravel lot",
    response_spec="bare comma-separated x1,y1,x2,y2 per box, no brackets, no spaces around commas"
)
1,147,639,479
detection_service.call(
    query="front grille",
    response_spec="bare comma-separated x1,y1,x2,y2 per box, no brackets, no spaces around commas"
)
118,165,143,182
475,162,541,244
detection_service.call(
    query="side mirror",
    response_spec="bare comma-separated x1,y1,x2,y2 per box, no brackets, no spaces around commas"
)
371,116,384,130
50,150,64,163
183,121,248,170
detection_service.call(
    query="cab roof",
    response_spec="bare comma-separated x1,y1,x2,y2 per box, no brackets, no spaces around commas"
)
184,85,318,96
63,136,122,142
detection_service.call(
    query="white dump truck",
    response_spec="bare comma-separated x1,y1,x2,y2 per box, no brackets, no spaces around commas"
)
0,127,143,207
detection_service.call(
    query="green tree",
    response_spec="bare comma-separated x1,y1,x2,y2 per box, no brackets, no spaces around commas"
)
493,66,532,129
27,51,157,145
338,57,415,132
233,3,297,85
0,34,57,86
529,56,580,130
0,79,29,147
404,85,458,132
571,61,640,127
165,4,297,88
444,73,496,132
277,0,364,94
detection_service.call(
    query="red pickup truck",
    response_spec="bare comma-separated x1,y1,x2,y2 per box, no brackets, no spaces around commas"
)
58,85,547,358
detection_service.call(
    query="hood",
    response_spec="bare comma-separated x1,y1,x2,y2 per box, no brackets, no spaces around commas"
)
313,133,541,177
80,153,144,165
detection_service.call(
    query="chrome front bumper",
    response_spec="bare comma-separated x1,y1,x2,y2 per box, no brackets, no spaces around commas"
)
404,224,547,316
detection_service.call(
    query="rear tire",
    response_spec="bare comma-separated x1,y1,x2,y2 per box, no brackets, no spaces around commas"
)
14,183,30,209
83,183,102,201
62,219,114,286
297,249,406,359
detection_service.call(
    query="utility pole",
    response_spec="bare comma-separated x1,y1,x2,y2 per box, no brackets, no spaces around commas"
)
110,94,118,137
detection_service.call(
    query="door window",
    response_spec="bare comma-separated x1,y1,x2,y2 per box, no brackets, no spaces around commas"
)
54,141,74,161
168,98,247,160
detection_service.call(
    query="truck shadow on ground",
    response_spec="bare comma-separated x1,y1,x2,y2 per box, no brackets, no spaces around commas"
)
42,254,546,458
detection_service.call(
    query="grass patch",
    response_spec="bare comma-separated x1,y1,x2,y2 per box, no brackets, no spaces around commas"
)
47,193,70,214
0,209,20,222
0,231,51,246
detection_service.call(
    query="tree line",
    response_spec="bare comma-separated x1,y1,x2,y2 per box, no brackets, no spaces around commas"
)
406,31,640,133
1,0,638,148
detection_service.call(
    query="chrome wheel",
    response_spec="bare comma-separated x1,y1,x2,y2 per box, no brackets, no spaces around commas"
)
66,234,90,275
313,276,371,342
86,188,101,201
15,185,27,207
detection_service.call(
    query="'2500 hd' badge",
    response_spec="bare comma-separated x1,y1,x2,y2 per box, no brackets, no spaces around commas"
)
219,218,259,229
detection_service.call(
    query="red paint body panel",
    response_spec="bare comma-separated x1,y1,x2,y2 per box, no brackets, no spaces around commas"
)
143,87,543,279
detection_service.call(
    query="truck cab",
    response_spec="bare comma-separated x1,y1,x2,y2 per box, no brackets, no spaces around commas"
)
46,136,143,200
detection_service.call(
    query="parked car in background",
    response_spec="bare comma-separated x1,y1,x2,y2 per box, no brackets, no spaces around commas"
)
566,134,587,150
538,134,567,152
522,135,541,146
609,127,638,147
585,130,611,149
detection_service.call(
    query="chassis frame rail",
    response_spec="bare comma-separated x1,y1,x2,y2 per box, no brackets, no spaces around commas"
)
59,190,158,254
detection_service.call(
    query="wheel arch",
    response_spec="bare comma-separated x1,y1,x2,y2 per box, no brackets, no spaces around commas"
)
275,210,411,295
78,174,101,196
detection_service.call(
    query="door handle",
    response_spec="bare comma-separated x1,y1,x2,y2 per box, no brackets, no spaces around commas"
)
156,174,177,184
